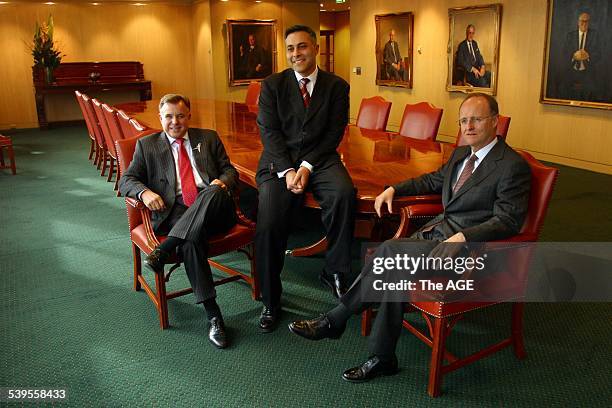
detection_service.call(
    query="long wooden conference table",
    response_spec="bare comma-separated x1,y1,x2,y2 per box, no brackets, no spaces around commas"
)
116,99,451,255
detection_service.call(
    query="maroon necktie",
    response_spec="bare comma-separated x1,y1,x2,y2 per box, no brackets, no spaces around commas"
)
175,138,198,206
299,78,310,108
453,154,477,193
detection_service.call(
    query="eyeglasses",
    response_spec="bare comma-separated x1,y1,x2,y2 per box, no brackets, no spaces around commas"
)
458,114,497,126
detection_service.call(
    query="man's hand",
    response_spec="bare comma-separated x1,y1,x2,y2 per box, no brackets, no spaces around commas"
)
374,187,395,218
285,169,298,192
211,178,228,191
428,232,467,260
291,166,311,194
479,66,486,77
573,49,589,61
471,67,481,78
141,190,166,212
392,62,400,70
255,64,262,72
239,45,244,56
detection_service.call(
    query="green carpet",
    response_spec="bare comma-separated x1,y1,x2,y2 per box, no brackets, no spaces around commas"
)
1,126,610,407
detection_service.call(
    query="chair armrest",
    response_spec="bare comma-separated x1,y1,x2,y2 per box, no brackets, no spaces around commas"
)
230,188,256,229
125,197,160,248
393,203,444,239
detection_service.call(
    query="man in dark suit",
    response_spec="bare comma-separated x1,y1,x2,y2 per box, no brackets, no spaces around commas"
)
255,25,355,332
561,12,601,101
289,93,531,382
456,24,491,88
383,29,405,81
119,94,238,349
239,34,267,79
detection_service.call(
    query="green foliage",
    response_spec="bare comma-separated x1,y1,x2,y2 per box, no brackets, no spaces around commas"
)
31,15,63,69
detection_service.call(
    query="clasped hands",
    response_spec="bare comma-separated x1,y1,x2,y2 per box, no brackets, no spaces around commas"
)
141,179,227,212
471,66,486,78
285,167,310,194
373,186,466,261
573,49,590,62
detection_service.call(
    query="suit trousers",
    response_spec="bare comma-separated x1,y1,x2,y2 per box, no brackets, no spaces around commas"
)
341,238,439,359
155,185,237,303
255,162,356,308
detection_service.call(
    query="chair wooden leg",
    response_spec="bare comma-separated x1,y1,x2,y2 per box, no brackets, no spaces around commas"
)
132,244,142,292
0,147,5,166
361,308,373,336
114,164,121,192
511,303,527,359
154,271,169,329
427,317,447,397
107,156,115,182
88,139,95,160
8,145,16,175
100,149,108,176
96,146,102,168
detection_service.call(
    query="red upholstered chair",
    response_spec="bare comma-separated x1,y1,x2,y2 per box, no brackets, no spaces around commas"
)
456,114,511,146
92,99,117,182
245,81,261,107
116,109,136,138
81,94,108,171
128,118,151,136
102,103,127,192
74,91,97,162
356,96,392,131
115,135,259,329
361,151,558,397
398,102,443,141
0,135,16,175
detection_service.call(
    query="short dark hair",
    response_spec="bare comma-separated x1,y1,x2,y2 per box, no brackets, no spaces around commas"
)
159,94,191,111
466,24,475,33
285,25,317,43
460,92,499,116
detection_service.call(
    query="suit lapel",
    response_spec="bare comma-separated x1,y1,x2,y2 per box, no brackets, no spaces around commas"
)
154,133,177,189
188,130,209,182
443,147,470,205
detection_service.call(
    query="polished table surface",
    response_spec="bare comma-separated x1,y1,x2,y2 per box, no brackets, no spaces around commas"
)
115,99,452,213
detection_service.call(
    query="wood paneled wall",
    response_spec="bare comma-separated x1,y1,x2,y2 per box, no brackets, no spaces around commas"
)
350,0,612,173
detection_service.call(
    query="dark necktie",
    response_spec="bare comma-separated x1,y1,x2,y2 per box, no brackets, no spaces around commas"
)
299,78,310,108
175,138,198,206
453,154,477,193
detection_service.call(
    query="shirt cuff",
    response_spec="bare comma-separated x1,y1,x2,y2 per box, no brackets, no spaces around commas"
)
299,161,313,173
277,168,294,178
137,189,147,201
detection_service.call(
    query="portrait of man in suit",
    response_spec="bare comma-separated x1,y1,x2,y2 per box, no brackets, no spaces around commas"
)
239,33,268,79
119,94,239,349
456,24,491,88
255,25,355,333
383,29,406,81
289,93,531,383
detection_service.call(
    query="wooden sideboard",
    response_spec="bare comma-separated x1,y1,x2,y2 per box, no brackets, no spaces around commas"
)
33,61,152,129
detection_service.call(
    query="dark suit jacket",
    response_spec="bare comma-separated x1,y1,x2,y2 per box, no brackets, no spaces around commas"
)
563,29,600,71
255,68,350,184
119,128,238,231
392,139,531,242
383,40,402,65
457,39,485,72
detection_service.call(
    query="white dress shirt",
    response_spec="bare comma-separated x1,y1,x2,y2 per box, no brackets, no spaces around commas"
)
166,132,206,196
453,137,498,188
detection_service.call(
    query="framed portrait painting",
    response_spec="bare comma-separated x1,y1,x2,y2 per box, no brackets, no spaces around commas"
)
447,4,502,95
375,12,414,88
541,0,612,109
227,19,276,86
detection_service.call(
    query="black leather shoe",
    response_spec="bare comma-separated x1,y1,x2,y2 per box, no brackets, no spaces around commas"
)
259,306,280,333
144,247,170,274
342,356,399,383
288,314,345,340
319,272,347,298
208,317,228,349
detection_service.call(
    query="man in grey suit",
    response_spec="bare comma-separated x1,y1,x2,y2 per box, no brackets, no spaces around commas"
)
119,94,238,349
383,29,405,81
289,93,531,382
456,24,491,87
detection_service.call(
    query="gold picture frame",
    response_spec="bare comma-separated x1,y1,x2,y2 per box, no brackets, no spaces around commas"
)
375,12,414,88
227,19,276,86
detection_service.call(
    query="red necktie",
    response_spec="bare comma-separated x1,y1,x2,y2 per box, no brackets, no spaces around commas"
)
453,154,477,193
299,78,310,108
175,138,198,206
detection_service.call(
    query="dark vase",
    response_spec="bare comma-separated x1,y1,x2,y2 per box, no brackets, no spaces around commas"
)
44,67,55,84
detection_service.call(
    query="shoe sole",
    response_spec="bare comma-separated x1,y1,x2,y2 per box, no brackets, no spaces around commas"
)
341,369,399,383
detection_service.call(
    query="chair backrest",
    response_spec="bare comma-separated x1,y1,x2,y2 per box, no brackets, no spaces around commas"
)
456,114,511,146
81,95,106,149
515,151,559,241
102,103,126,153
74,91,96,141
245,81,261,106
92,98,114,157
116,109,135,138
356,96,392,131
398,102,443,141
129,118,150,134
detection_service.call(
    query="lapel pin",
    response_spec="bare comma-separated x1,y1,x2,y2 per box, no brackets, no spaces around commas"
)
193,143,201,153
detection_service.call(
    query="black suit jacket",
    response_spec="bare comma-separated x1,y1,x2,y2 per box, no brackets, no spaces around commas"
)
457,39,485,72
392,139,531,242
119,128,238,231
563,29,601,71
255,68,350,184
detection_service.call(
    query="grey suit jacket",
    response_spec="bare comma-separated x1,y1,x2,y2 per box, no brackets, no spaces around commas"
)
392,139,531,242
255,68,350,184
119,128,238,231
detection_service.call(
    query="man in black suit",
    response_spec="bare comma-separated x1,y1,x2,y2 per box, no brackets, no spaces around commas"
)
561,12,601,101
255,25,355,332
239,34,268,79
383,29,405,81
456,24,491,87
289,93,531,382
119,94,238,349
